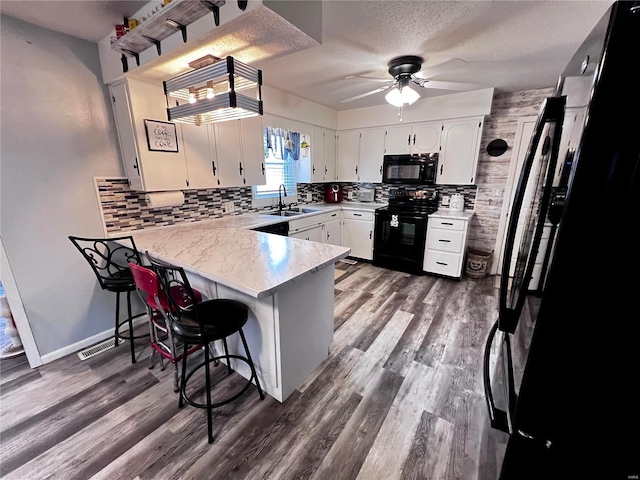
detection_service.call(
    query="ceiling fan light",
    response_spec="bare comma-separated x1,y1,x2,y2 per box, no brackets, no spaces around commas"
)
385,87,404,107
401,85,420,105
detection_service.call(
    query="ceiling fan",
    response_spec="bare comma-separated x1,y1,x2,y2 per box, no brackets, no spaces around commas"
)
341,55,477,106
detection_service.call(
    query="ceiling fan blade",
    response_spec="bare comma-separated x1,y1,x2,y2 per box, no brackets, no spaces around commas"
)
414,58,468,80
413,79,478,91
340,84,395,103
345,75,395,83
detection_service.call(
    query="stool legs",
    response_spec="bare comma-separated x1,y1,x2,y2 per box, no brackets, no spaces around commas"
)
222,337,232,375
239,328,265,400
179,341,189,409
114,292,121,348
126,291,135,364
203,343,214,444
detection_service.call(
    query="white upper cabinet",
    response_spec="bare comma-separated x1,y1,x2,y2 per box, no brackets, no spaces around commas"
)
358,128,386,183
309,127,337,183
337,130,360,182
213,117,266,188
438,117,483,185
336,129,385,182
384,122,441,155
109,77,189,191
181,124,217,189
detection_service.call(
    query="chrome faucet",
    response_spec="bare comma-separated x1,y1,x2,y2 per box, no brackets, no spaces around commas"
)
278,183,287,212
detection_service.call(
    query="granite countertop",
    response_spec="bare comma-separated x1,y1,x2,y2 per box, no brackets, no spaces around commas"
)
429,209,475,220
127,223,350,299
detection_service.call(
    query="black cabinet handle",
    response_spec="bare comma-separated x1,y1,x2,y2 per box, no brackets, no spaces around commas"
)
133,157,139,175
369,231,372,239
442,222,453,225
331,213,337,217
440,164,443,175
212,161,217,175
413,134,416,145
379,166,382,175
355,165,358,175
325,166,328,174
354,213,362,217
261,163,265,175
327,231,330,239
439,239,451,243
407,135,411,145
313,165,316,174
239,162,244,176
436,261,448,266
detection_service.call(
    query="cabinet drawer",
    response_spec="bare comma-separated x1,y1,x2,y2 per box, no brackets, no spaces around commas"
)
429,217,466,231
326,210,341,220
424,251,462,277
343,210,373,221
289,213,327,231
427,229,464,253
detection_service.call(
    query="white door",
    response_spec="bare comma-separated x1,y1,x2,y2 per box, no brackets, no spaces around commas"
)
181,124,218,189
439,118,481,185
324,130,337,182
343,219,373,260
213,121,245,187
240,116,266,186
358,128,385,183
337,130,360,182
384,126,412,154
324,219,342,246
109,82,143,190
312,128,326,182
411,122,441,153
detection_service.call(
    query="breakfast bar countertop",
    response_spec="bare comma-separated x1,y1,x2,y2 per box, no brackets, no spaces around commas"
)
127,222,350,299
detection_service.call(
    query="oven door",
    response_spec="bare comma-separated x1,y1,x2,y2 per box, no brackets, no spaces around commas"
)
373,211,428,274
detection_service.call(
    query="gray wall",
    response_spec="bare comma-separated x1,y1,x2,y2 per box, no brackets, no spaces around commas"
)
0,15,125,357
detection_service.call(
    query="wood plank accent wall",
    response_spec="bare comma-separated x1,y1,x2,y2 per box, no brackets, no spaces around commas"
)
468,87,555,252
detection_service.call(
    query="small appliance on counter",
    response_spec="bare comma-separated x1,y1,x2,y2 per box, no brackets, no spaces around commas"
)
355,184,375,202
325,184,343,203
448,193,464,212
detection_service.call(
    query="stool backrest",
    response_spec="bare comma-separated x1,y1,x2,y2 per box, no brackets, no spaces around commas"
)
69,236,141,290
129,262,162,311
144,252,204,332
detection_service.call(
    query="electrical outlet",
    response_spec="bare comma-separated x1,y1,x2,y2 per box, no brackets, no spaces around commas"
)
347,191,354,200
306,193,313,202
441,195,451,206
224,201,235,214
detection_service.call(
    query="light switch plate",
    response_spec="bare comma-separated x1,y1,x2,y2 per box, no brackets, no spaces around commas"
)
224,201,235,213
347,191,354,200
306,193,313,202
441,195,451,206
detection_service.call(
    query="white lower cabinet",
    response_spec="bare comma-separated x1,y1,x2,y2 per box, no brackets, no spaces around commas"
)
290,225,324,242
342,210,374,260
423,214,471,278
324,211,342,246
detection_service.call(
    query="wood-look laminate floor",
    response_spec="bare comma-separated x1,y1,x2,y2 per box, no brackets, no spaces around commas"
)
0,262,530,480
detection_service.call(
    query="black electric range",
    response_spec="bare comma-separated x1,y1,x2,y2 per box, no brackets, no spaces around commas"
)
373,189,439,274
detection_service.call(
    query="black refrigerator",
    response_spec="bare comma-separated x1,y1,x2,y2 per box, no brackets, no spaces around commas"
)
483,2,640,478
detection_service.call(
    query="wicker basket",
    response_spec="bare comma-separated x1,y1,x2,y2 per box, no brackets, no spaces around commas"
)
464,249,494,279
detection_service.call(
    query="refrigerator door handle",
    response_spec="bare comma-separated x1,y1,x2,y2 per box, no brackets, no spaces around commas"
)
483,320,514,434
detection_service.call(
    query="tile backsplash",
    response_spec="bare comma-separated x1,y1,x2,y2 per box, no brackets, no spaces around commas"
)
96,177,476,234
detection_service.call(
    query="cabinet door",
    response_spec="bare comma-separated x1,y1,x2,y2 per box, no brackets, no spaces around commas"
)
324,129,337,182
438,118,482,185
126,78,189,191
312,128,326,183
240,116,267,186
411,122,441,154
307,225,325,243
181,124,218,189
110,82,143,190
359,128,385,183
343,219,373,260
337,130,360,182
324,219,342,246
384,126,412,154
213,121,245,187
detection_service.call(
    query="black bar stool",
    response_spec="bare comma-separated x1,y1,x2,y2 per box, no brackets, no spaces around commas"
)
69,235,148,364
146,252,265,444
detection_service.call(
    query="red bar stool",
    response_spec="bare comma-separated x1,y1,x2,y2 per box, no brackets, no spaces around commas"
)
129,262,202,392
146,252,265,444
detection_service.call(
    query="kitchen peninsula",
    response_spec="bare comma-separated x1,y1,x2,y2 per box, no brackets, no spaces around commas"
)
125,221,350,402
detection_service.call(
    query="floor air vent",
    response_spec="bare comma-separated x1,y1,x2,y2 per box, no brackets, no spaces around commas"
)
77,338,116,361
339,259,358,265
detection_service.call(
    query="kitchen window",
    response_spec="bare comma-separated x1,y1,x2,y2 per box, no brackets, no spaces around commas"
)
252,126,299,207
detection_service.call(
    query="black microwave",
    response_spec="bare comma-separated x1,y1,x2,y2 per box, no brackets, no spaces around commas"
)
382,153,438,184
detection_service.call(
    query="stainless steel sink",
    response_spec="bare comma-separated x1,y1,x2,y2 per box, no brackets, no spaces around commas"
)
268,210,304,217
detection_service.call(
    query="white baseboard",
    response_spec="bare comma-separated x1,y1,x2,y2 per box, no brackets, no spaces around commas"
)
40,314,149,365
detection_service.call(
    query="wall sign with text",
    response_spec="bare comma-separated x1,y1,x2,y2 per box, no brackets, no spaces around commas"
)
144,119,179,152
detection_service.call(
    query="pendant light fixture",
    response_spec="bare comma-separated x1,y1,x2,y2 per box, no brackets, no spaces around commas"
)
164,55,263,125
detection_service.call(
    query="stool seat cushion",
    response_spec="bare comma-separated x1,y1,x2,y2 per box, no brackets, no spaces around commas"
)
172,299,249,342
102,274,136,292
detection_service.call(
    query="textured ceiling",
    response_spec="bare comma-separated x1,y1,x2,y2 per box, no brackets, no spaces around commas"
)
1,0,615,111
